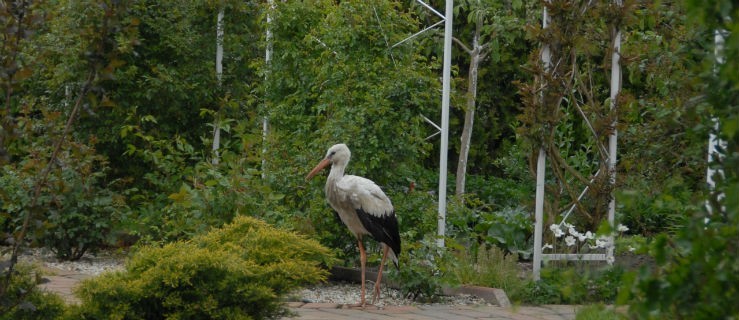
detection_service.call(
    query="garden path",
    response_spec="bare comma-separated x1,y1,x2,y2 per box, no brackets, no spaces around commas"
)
38,265,577,320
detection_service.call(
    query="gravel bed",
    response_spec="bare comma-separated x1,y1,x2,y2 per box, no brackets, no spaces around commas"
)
293,281,490,307
2,247,126,276
4,247,489,307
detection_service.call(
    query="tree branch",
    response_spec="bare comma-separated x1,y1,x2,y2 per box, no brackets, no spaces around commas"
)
452,36,472,55
4,70,95,286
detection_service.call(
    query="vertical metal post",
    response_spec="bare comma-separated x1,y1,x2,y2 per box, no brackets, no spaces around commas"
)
437,0,453,248
533,148,546,280
606,0,622,264
533,4,551,281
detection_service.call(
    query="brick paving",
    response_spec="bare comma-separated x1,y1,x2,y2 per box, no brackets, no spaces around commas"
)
38,266,578,320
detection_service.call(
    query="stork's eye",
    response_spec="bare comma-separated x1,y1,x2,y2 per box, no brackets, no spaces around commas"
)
329,151,336,157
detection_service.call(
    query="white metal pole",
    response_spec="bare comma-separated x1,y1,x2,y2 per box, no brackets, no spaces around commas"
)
606,0,623,264
533,4,551,281
437,0,453,248
533,148,546,280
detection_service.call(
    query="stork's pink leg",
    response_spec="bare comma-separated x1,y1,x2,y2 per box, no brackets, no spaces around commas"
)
371,244,390,304
355,238,368,307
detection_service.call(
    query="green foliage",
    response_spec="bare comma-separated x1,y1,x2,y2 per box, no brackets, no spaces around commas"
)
473,206,532,258
520,266,625,305
448,245,527,301
70,216,336,320
266,0,437,186
0,263,66,320
575,304,627,320
445,0,534,178
618,174,697,236
390,236,456,302
621,1,739,319
0,140,126,260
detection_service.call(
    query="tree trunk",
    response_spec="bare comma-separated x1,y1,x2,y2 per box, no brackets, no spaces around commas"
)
262,0,275,179
212,5,224,165
455,17,483,197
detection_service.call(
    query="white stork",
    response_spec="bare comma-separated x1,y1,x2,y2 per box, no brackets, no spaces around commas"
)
306,143,401,307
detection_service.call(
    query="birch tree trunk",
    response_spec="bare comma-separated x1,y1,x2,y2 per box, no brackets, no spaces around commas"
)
212,5,225,165
262,0,275,179
455,13,485,197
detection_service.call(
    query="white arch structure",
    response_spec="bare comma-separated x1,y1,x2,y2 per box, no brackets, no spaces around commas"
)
532,1,622,280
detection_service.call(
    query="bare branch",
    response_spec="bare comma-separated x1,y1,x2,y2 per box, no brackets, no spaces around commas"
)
452,37,472,55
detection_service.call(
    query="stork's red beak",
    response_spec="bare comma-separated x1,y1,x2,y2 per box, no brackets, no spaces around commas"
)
306,158,331,181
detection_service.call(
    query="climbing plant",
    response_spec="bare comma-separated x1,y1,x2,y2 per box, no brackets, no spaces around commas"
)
517,1,635,232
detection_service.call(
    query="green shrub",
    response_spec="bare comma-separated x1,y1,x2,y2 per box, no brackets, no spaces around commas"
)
390,236,456,302
448,245,527,301
0,142,126,261
474,206,532,258
70,216,336,320
618,174,697,236
520,266,625,305
0,263,66,320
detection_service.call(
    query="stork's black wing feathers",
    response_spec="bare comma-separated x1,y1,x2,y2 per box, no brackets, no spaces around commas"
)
356,207,401,269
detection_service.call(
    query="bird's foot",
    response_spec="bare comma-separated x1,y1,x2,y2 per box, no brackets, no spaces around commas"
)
347,301,373,309
371,283,381,305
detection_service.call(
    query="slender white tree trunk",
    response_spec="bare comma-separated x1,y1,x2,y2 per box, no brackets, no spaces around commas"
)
212,5,225,165
262,0,275,179
455,52,479,196
706,29,727,215
455,16,483,197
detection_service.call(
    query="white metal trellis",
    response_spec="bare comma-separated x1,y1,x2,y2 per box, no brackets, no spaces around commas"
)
532,0,621,280
391,0,453,248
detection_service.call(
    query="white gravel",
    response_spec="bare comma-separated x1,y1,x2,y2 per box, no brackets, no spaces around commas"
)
5,247,488,307
293,281,489,307
3,246,126,275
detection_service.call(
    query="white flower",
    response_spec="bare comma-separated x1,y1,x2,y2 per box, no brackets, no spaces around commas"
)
617,224,629,232
543,243,553,250
577,233,587,242
565,235,576,247
595,236,611,249
628,246,636,252
584,231,594,240
550,224,564,238
568,225,580,237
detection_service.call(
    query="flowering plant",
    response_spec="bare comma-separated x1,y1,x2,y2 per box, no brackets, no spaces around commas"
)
543,222,632,263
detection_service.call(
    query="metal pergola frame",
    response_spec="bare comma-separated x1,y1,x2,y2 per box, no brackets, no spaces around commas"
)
532,0,622,280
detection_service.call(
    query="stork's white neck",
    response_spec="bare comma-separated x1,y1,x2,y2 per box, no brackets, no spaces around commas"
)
327,161,346,181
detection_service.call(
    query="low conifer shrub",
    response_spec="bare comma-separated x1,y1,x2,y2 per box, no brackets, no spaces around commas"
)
69,216,335,319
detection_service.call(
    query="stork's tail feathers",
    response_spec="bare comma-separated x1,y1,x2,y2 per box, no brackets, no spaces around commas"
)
384,243,400,270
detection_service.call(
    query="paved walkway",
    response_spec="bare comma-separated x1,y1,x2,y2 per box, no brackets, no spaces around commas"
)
38,266,578,320
286,303,578,320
